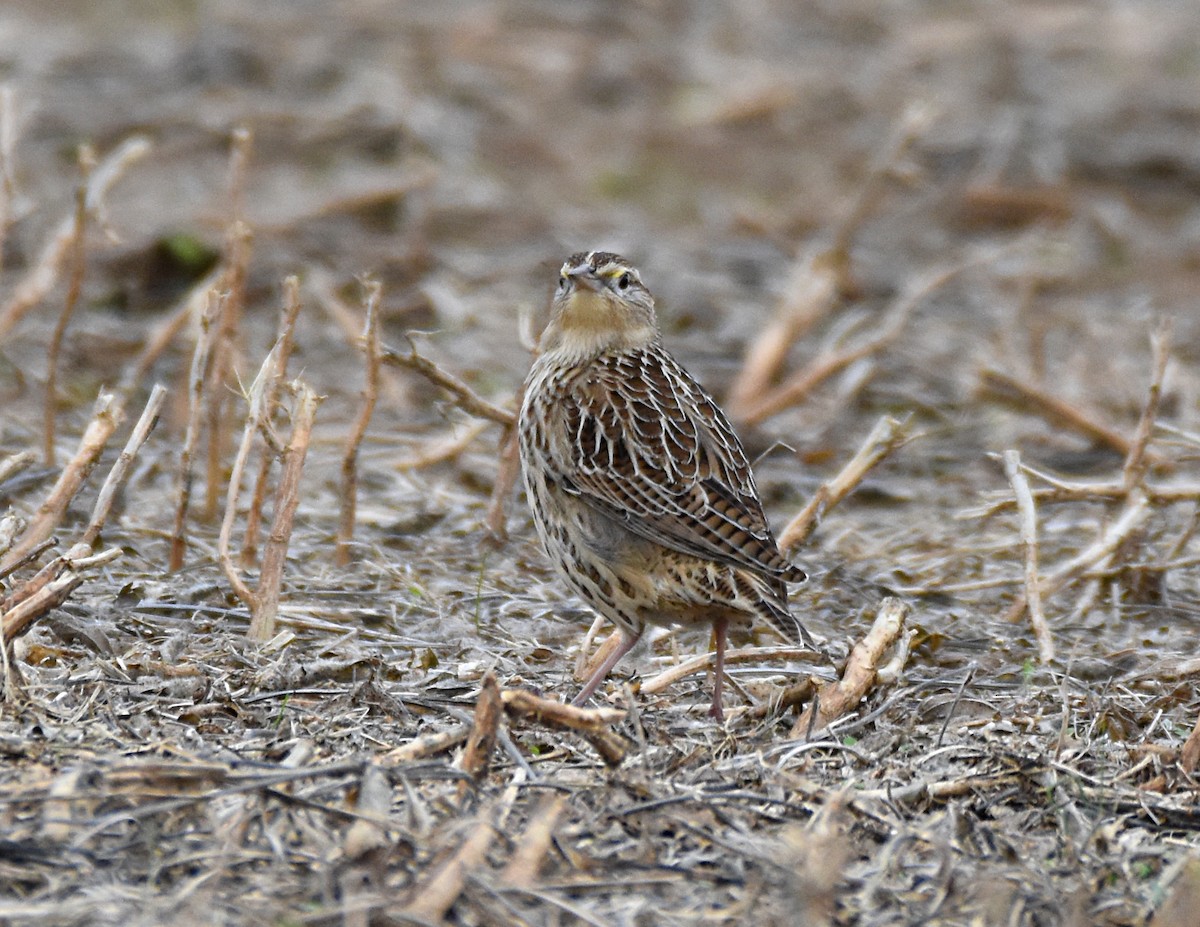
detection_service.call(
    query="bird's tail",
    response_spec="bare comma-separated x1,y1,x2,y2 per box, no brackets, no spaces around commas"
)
740,572,819,650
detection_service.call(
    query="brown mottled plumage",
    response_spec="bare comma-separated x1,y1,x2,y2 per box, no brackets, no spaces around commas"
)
519,251,814,719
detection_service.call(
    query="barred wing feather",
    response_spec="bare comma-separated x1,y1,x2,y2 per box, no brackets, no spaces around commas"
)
549,347,806,585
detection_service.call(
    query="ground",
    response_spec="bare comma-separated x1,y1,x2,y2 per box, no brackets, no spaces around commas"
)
2,2,1200,925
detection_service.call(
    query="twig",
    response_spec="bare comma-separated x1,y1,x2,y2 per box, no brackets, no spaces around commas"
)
203,126,254,522
740,263,962,426
242,276,303,566
518,300,543,353
485,414,523,542
43,147,94,464
394,421,490,472
218,346,278,612
1163,504,1200,566
0,542,82,614
979,368,1161,465
574,621,622,683
338,759,391,927
169,290,225,571
777,792,853,924
745,676,818,720
728,104,934,416
1157,421,1200,450
0,85,17,278
986,333,1169,626
119,267,222,396
384,726,470,764
256,168,438,233
5,545,122,609
226,124,252,226
501,794,567,889
0,450,36,489
86,138,152,242
341,762,393,862
382,340,516,426
965,469,1200,517
728,250,841,418
81,385,166,548
1148,856,1200,927
825,103,936,293
1122,320,1171,491
0,135,150,339
1180,714,1200,775
457,671,502,799
401,792,515,922
1003,450,1054,663
1004,490,1153,613
0,538,53,582
336,280,381,566
377,330,518,543
247,381,321,642
502,688,630,765
1014,272,1048,383
2,544,121,644
487,327,538,540
0,513,20,560
854,771,1021,804
201,227,250,523
779,414,912,552
875,629,916,684
0,392,123,574
309,269,407,405
500,689,626,731
790,598,908,738
640,646,822,696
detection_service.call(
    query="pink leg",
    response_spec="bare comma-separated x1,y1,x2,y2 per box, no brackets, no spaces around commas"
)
572,625,644,706
708,616,729,721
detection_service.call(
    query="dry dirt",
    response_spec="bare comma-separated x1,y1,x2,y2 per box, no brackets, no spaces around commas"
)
3,2,1200,925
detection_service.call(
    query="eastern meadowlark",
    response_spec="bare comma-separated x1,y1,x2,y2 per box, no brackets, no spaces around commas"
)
519,251,814,720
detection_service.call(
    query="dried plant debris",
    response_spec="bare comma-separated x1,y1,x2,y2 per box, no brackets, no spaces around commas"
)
3,2,1200,925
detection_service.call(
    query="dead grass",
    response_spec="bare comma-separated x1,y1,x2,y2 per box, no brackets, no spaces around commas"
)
3,2,1200,925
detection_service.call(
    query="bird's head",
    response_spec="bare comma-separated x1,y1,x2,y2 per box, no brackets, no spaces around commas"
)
538,251,658,358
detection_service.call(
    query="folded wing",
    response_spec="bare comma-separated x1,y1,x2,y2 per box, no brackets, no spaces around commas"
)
549,347,806,585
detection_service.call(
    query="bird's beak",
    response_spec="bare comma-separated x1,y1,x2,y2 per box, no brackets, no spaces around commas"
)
564,264,601,293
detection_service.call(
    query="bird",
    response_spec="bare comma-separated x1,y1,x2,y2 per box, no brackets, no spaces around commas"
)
518,250,814,720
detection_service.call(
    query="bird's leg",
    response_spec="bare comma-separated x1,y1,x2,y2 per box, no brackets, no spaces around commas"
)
708,615,729,721
572,624,643,706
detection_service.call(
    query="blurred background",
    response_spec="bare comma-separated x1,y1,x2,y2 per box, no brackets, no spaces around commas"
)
3,0,1197,382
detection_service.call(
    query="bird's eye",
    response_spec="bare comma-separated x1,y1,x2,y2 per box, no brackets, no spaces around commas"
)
617,272,632,291
558,275,569,291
